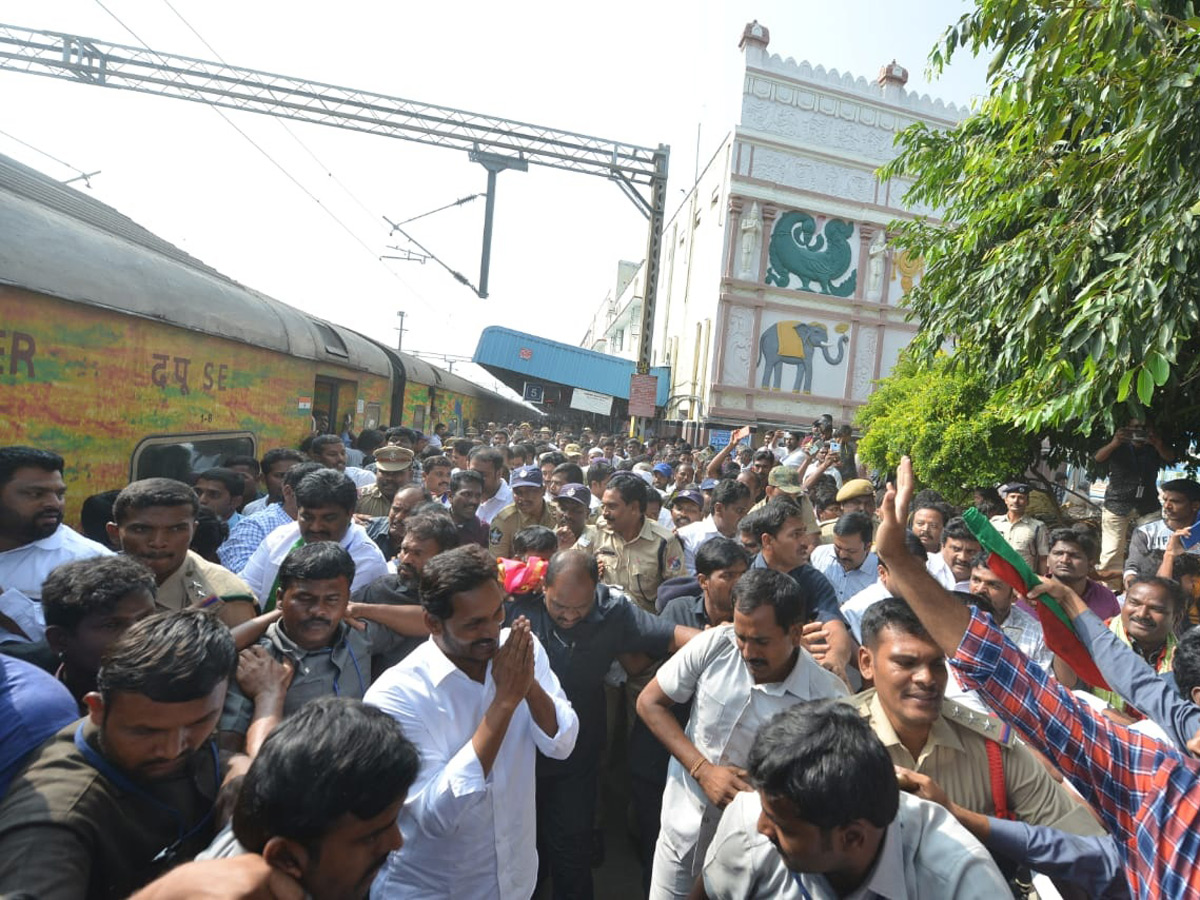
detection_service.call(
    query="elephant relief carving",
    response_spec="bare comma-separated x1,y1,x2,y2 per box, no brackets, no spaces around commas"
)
758,320,850,393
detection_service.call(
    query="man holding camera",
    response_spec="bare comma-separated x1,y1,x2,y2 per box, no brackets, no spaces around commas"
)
1094,419,1174,571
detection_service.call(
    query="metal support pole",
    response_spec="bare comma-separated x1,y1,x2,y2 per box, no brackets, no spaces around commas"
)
479,167,498,300
630,143,671,438
469,148,528,300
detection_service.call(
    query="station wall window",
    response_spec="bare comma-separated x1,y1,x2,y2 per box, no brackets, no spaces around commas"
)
131,432,256,483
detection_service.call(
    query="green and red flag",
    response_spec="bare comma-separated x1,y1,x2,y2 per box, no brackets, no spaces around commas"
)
962,507,1110,691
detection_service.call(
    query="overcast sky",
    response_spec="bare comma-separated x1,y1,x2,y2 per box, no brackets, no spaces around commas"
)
0,1,988,397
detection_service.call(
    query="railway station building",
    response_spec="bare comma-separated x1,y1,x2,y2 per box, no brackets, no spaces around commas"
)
583,21,966,443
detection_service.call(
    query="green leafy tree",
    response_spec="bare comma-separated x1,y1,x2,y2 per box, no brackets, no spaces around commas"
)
856,354,1038,506
881,0,1200,452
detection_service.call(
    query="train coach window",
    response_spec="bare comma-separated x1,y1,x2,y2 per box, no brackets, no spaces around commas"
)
131,432,256,483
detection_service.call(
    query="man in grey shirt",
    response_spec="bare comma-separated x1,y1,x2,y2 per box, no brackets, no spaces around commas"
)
219,542,424,751
697,700,1006,899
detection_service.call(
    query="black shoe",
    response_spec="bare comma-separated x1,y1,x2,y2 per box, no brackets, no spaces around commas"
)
591,829,605,868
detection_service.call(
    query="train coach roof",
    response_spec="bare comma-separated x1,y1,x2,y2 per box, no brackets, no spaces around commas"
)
396,351,496,399
0,153,391,379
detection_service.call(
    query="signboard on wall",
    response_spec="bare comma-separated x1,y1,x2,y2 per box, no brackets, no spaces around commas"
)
628,374,658,418
709,427,751,450
569,388,613,415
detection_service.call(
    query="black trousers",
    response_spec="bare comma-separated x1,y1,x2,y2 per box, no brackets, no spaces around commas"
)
536,764,598,900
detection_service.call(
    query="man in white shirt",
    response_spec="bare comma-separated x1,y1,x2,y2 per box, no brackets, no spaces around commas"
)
308,434,375,489
240,469,387,611
807,512,879,605
636,568,849,899
470,446,513,525
427,422,447,450
0,447,112,640
698,700,1007,899
778,431,810,467
841,530,930,643
926,516,981,593
677,480,753,575
365,544,578,899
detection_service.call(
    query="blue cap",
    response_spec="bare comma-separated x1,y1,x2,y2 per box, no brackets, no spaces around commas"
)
652,462,673,477
510,465,543,489
700,477,719,491
670,488,704,509
554,483,591,507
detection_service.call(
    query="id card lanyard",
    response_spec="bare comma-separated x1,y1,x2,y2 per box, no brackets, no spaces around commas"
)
73,722,219,863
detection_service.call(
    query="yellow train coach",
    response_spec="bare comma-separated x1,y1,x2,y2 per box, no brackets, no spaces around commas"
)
0,153,531,522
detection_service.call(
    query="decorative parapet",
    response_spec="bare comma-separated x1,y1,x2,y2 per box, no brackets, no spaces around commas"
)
750,55,966,124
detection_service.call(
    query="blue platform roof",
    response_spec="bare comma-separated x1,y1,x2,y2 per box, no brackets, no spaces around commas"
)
473,327,671,406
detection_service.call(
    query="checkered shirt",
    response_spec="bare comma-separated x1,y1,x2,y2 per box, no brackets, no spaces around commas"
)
951,608,1200,899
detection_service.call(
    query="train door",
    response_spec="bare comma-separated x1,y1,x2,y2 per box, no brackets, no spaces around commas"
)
313,377,339,433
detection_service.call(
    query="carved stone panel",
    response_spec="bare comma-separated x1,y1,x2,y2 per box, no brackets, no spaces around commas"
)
763,212,859,297
722,306,755,385
750,147,876,204
850,328,878,400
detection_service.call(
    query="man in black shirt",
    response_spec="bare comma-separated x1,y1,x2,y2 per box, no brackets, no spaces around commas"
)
1094,419,1174,570
508,550,697,900
446,469,489,549
350,513,459,675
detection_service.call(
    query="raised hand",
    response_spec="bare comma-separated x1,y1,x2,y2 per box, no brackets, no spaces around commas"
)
875,456,914,565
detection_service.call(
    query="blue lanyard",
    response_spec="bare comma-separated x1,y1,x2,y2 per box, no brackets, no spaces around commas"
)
790,873,815,899
73,722,219,863
294,640,367,697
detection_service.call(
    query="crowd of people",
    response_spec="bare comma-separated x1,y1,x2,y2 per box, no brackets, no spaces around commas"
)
1,414,1199,899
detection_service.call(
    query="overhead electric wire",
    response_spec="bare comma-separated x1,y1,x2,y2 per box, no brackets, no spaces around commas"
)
91,0,433,311
160,0,386,229
0,126,95,185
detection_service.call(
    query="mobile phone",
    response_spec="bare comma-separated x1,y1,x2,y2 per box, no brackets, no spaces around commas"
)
829,440,841,454
1182,513,1200,550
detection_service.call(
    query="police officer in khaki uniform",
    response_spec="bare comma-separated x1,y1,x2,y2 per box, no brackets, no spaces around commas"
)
852,599,1106,844
107,477,258,627
819,477,876,544
156,550,258,623
488,465,557,559
990,482,1050,576
355,445,414,517
577,471,683,613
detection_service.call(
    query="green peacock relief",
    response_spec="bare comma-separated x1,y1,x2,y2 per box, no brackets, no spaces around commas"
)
765,212,858,297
